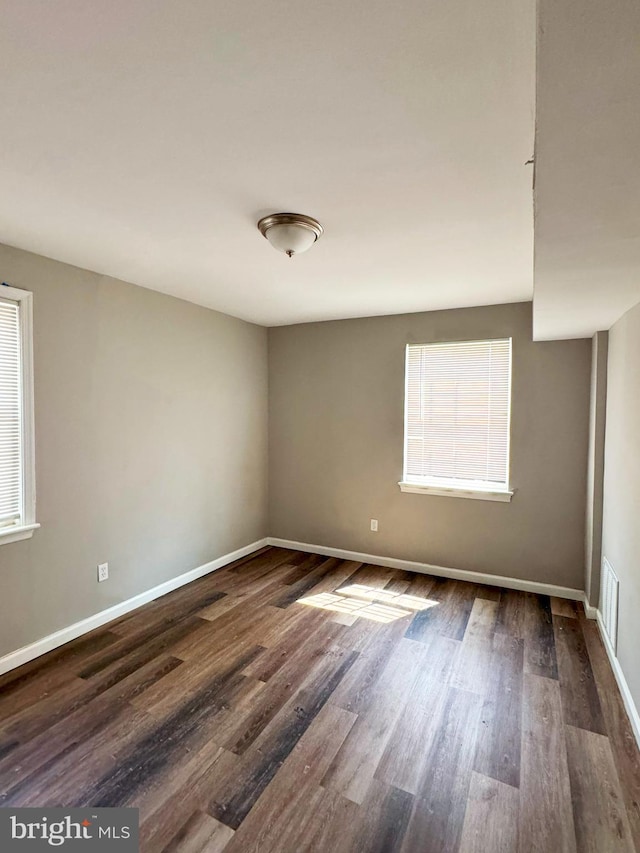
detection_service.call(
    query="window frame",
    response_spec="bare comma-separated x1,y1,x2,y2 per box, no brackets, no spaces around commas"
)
399,337,514,502
0,285,39,543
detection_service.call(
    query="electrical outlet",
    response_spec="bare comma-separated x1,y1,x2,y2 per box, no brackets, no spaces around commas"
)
97,562,109,583
370,519,378,532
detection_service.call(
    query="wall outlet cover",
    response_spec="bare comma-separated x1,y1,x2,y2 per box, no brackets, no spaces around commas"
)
97,562,109,583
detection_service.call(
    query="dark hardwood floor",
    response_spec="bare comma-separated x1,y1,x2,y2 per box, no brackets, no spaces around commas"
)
1,546,639,852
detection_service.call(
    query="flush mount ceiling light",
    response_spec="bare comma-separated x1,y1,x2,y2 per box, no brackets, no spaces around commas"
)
257,212,323,258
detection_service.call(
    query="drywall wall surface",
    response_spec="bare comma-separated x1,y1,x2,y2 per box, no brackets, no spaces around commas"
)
0,243,268,657
602,300,640,706
269,302,590,588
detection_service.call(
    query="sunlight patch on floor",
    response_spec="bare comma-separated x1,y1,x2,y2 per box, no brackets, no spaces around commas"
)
298,585,438,623
336,584,438,611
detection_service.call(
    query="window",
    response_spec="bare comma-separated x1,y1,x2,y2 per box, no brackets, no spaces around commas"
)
400,338,513,501
0,286,38,543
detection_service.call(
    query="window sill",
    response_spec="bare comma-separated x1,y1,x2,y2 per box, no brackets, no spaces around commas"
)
0,523,40,544
398,482,514,502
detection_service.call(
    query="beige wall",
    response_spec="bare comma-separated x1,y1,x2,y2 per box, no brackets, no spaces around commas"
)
0,244,268,658
602,300,640,707
269,302,591,588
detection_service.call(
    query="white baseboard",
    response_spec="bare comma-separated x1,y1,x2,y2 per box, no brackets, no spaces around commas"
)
266,537,584,601
583,595,598,620
0,537,269,677
596,611,640,750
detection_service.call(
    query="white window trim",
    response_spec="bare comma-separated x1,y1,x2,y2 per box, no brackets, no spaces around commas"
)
400,337,513,502
0,286,39,544
398,481,514,502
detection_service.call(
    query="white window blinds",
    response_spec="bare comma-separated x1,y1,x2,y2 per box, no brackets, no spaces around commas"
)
0,297,22,526
403,338,512,492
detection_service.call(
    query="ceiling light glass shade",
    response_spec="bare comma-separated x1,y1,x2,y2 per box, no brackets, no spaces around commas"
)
257,213,323,257
266,223,317,255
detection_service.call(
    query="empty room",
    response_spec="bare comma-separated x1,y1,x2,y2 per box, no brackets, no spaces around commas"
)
1,0,639,851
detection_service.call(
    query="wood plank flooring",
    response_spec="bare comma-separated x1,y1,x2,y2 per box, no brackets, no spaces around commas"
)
0,546,639,852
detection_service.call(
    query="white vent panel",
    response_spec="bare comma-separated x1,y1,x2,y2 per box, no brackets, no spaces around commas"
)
600,558,619,654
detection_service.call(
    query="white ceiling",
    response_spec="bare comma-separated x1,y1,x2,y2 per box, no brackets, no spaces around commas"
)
534,0,640,340
0,0,535,327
